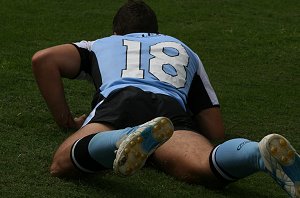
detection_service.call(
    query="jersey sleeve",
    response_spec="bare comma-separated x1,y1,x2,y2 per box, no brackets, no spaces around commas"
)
187,55,220,115
71,41,95,80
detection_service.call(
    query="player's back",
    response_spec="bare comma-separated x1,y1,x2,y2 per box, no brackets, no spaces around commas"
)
91,33,200,108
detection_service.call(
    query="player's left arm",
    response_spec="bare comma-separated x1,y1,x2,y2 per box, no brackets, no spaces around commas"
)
194,107,225,140
187,54,225,140
187,78,225,140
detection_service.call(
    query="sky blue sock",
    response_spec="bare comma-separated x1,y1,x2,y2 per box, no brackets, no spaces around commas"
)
212,138,265,181
88,127,133,168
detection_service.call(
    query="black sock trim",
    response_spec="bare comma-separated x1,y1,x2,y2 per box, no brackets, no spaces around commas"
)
70,134,107,173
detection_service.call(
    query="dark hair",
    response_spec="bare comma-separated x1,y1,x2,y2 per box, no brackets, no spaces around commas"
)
113,0,158,35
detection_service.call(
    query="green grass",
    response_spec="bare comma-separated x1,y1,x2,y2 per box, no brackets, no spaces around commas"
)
0,0,299,197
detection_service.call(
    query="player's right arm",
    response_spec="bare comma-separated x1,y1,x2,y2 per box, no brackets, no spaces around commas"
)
32,44,86,129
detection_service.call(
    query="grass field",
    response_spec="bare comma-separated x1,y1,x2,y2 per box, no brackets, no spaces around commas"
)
0,0,299,197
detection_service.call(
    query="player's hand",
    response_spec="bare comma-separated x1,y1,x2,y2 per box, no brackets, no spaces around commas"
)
73,114,87,129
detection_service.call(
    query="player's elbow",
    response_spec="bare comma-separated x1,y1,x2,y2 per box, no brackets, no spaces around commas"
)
32,50,47,72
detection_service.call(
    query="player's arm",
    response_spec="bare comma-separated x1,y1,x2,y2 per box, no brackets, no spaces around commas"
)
187,56,225,140
187,77,225,140
32,44,86,129
194,107,225,140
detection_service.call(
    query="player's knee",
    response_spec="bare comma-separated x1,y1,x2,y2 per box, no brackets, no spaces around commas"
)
49,156,71,178
49,160,63,177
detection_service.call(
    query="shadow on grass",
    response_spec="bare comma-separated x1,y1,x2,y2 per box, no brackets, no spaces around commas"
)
213,184,270,198
64,172,162,197
61,170,270,198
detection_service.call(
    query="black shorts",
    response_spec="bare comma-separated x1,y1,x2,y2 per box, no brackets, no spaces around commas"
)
84,86,198,132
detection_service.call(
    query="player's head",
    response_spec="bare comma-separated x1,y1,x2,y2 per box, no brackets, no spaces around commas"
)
113,0,158,35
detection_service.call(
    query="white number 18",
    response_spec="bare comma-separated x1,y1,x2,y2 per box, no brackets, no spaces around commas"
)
121,40,189,88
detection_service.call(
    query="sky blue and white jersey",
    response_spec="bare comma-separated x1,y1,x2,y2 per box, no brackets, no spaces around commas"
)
74,33,219,113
